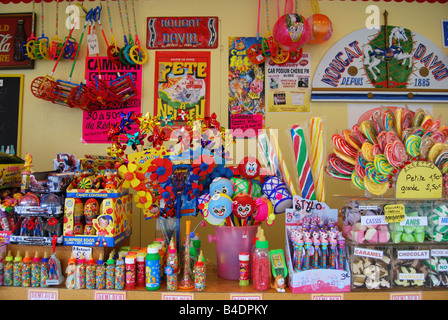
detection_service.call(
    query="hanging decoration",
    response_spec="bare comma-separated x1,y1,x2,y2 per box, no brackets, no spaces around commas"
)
307,0,333,45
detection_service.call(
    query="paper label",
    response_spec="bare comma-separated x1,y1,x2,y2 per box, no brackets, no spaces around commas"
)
399,216,428,227
384,204,405,223
397,250,430,260
87,33,99,55
361,215,387,226
353,247,384,260
399,273,425,281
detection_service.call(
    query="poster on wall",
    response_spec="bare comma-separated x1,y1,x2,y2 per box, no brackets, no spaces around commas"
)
154,51,210,134
312,23,448,102
266,52,311,113
82,57,142,144
147,17,218,49
228,37,265,138
0,13,35,70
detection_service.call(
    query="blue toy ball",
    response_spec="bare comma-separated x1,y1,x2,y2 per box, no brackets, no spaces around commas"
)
209,177,234,198
208,193,233,219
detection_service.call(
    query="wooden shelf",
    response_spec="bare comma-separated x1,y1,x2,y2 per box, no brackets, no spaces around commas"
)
1,264,447,300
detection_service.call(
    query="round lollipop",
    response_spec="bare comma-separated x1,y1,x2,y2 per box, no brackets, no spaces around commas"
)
273,13,310,52
238,156,261,179
253,197,274,223
208,193,234,226
307,14,333,44
232,193,256,226
209,177,234,198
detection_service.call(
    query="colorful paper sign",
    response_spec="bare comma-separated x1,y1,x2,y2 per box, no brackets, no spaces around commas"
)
390,292,422,300
228,37,265,137
312,26,448,102
94,290,127,300
154,51,210,134
147,17,218,49
395,161,443,199
27,288,59,300
266,52,311,112
82,57,142,143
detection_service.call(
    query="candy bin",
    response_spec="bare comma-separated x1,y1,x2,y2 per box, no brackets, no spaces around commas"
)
430,201,448,242
429,246,448,288
392,245,431,288
341,198,390,244
349,245,392,290
388,200,432,244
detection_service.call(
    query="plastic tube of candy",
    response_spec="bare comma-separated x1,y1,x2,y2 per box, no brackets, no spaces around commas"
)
96,254,106,290
125,254,136,290
105,253,115,290
13,251,22,287
115,253,125,290
31,252,41,288
65,253,77,289
86,254,96,290
40,252,49,287
4,251,13,286
194,251,206,292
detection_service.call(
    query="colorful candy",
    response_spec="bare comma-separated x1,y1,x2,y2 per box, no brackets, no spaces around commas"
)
31,252,41,288
4,251,13,286
405,134,422,158
361,142,375,162
310,117,326,203
374,154,392,176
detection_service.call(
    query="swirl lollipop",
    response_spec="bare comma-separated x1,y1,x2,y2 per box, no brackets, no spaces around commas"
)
374,154,392,176
405,134,421,158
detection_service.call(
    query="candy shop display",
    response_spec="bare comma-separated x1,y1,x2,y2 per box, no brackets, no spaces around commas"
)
325,107,448,197
392,245,431,288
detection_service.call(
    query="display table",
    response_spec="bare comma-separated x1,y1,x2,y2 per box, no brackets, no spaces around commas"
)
1,263,447,300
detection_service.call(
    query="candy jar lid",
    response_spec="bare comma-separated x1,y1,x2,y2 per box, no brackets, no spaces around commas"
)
18,192,40,206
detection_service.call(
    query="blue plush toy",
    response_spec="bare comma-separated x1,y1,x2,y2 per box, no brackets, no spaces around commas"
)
209,177,234,198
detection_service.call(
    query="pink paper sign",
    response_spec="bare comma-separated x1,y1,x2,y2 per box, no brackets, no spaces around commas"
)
82,57,142,144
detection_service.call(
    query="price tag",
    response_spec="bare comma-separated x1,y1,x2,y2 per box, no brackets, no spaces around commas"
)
162,293,194,300
390,292,422,300
27,288,59,300
94,290,126,300
311,293,344,300
87,33,99,56
229,293,262,300
395,161,442,199
384,204,405,223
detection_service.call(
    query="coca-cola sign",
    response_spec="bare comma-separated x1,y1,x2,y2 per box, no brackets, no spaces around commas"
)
0,13,35,69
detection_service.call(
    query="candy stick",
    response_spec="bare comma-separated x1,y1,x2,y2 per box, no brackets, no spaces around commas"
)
309,117,325,203
290,125,316,200
268,128,297,196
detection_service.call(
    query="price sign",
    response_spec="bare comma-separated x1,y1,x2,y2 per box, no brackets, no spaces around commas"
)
395,161,442,199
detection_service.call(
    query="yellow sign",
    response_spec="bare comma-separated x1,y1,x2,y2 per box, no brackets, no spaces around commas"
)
395,161,442,199
384,204,405,223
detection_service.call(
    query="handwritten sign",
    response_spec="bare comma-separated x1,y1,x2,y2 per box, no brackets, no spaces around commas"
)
395,161,442,199
384,204,405,223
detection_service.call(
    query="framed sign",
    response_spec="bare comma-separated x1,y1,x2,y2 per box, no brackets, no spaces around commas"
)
0,74,24,157
0,13,35,69
147,17,218,49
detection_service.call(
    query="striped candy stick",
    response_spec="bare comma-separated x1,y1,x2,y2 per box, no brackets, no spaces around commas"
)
268,128,297,196
309,117,325,203
291,125,316,200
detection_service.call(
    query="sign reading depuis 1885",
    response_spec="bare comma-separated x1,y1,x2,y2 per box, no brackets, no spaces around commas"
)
312,24,448,102
147,17,218,49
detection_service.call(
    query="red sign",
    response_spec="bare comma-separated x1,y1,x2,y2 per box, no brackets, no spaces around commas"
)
0,13,35,69
147,17,218,49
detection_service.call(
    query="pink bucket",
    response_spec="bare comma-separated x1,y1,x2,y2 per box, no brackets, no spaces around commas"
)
208,225,258,280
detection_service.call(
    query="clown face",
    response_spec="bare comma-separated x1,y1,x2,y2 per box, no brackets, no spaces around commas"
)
209,177,234,198
208,194,233,219
238,157,261,179
232,194,256,219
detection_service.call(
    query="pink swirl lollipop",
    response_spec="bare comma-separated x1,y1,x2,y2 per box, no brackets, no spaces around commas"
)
352,124,367,144
372,144,382,158
431,131,446,143
328,153,355,175
385,131,400,144
384,140,407,168
324,166,351,181
332,134,358,158
401,109,414,132
430,118,441,132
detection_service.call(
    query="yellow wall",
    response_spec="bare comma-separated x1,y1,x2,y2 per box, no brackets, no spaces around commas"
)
1,0,447,262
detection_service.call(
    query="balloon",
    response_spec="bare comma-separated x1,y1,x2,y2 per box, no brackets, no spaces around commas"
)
273,14,310,52
238,156,261,179
307,14,333,44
